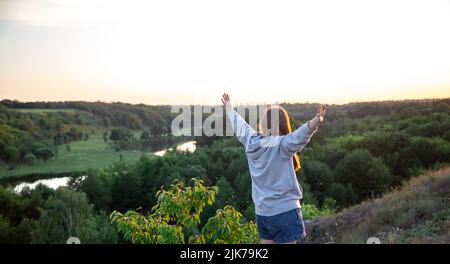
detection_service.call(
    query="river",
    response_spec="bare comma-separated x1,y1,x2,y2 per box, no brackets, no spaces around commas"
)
154,140,197,156
13,140,197,193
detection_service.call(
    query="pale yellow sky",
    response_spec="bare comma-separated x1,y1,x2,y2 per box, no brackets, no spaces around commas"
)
1,0,450,105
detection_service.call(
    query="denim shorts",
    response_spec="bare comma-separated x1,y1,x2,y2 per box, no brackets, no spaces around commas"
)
256,208,306,243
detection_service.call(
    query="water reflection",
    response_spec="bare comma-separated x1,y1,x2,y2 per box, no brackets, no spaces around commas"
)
155,141,196,157
12,141,197,193
14,177,71,193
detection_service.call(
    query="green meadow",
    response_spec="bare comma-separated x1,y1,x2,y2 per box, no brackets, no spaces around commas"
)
0,133,154,180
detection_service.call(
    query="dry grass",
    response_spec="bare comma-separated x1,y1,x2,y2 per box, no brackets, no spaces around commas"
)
305,167,450,244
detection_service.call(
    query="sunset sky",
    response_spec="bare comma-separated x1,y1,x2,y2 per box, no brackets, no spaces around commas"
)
0,0,449,105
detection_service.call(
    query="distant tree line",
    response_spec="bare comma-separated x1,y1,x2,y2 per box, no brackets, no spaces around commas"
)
0,100,175,130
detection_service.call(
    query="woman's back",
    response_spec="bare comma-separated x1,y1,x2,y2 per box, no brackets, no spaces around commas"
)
221,93,326,243
226,108,317,216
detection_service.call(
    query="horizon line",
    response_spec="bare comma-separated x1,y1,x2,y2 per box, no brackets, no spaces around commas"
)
1,97,449,107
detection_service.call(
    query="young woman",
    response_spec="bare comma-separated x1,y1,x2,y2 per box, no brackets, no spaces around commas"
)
221,93,325,244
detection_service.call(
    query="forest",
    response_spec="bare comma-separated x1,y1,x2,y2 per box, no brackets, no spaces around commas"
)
0,98,449,243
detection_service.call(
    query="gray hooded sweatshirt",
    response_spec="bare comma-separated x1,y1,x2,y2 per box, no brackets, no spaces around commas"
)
226,108,317,216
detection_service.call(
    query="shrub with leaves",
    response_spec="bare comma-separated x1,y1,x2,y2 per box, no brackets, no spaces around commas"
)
200,205,258,244
302,198,336,220
110,178,258,244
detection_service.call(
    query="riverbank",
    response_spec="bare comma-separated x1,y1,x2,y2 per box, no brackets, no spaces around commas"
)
0,140,197,191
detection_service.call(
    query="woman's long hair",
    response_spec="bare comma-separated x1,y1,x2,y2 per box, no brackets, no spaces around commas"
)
258,106,301,172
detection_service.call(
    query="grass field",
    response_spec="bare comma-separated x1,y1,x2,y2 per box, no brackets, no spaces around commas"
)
0,134,154,179
0,108,155,180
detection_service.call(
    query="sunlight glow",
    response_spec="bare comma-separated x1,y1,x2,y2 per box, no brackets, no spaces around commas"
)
0,0,449,104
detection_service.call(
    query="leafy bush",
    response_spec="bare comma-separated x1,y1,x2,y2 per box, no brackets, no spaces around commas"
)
110,178,258,244
302,197,336,220
23,153,37,165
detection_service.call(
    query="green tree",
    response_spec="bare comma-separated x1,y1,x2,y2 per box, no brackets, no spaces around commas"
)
406,137,450,169
334,149,392,202
79,170,113,211
0,216,11,243
303,161,334,204
0,186,40,243
109,128,133,142
34,148,54,161
32,188,117,244
4,145,20,168
110,161,144,212
328,182,357,207
233,172,252,210
140,130,150,140
215,176,236,208
11,218,37,243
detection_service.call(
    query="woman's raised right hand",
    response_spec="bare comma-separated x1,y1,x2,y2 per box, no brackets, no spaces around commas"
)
316,105,326,122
